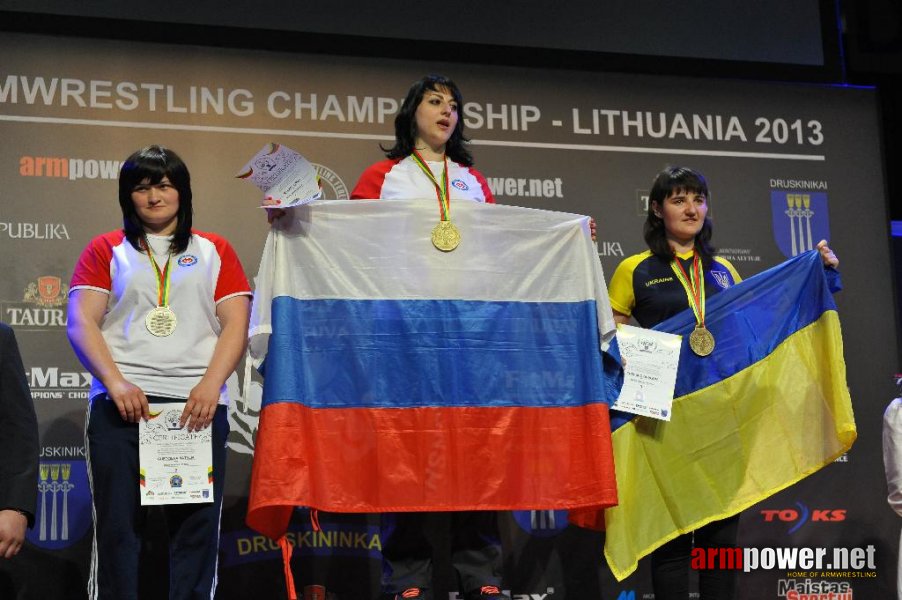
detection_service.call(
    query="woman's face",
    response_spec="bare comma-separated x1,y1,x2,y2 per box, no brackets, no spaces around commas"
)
130,176,180,235
413,86,459,155
653,188,708,247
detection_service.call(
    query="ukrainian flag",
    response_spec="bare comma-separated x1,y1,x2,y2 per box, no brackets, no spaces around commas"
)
604,250,856,580
246,199,622,541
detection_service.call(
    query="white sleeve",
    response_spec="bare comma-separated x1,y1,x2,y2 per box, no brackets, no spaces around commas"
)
882,398,902,517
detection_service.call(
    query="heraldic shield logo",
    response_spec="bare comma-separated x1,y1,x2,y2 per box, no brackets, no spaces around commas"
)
771,191,831,259
512,510,570,538
26,460,92,550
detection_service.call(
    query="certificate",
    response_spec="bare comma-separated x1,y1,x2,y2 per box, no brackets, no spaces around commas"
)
138,402,214,505
612,324,682,421
236,142,322,208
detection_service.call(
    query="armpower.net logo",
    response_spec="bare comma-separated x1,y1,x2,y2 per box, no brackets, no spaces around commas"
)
19,155,122,180
692,544,875,574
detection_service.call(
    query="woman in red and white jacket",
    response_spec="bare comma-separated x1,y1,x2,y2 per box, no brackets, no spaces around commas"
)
352,75,506,600
67,145,251,600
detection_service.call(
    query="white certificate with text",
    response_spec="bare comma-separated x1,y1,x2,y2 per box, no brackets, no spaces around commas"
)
236,142,321,208
612,324,682,421
138,402,214,505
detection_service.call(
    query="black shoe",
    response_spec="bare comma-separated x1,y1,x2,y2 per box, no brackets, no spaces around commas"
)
394,588,426,600
471,586,511,600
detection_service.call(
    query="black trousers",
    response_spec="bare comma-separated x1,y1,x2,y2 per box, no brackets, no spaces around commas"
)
650,514,740,600
86,395,229,600
380,510,503,598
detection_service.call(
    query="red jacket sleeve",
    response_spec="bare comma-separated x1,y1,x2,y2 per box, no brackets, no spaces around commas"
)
469,167,496,204
350,159,396,200
194,231,252,302
70,231,122,292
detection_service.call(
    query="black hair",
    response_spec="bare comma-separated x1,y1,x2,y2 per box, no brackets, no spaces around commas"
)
383,74,474,166
118,145,193,254
643,166,716,267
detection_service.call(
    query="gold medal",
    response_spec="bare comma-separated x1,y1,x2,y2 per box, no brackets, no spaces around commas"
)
146,305,177,337
689,325,715,357
410,151,460,252
431,220,461,252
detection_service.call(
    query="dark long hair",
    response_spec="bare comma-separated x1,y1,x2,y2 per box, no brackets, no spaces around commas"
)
643,166,716,267
118,145,193,254
383,74,474,166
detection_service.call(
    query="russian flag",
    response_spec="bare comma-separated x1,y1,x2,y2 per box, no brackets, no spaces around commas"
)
601,250,856,580
246,199,623,541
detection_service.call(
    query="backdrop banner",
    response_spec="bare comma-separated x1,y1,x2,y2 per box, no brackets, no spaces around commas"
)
0,31,895,599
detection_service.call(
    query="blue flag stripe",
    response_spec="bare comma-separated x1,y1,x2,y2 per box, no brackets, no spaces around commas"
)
652,251,838,397
263,297,613,409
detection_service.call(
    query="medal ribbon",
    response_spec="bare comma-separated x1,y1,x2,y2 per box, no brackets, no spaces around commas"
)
141,237,173,308
410,151,451,222
670,252,706,328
